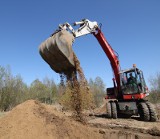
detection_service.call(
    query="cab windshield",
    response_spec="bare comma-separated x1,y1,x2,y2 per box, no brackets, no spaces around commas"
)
120,68,146,94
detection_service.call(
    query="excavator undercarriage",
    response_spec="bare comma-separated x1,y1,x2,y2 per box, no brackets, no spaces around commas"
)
106,100,157,121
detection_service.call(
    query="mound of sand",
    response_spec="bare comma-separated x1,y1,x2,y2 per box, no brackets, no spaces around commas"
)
0,100,103,139
1,100,160,139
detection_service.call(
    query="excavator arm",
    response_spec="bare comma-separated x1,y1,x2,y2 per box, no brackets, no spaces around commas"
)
39,19,121,91
93,28,120,91
58,19,121,90
58,19,98,38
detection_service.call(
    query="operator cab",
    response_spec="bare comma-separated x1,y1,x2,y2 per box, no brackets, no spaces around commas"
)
120,64,148,97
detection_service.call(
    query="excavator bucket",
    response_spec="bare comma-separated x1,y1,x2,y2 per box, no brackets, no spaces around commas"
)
39,30,75,75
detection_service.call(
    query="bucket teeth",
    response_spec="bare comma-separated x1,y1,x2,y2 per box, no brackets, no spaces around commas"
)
39,30,75,74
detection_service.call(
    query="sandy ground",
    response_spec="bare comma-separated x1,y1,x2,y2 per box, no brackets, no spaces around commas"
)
87,102,160,139
0,100,160,139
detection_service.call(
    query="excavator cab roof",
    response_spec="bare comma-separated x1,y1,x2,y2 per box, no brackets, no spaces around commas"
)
119,67,141,75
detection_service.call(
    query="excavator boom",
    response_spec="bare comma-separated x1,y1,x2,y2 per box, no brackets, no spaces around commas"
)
39,19,120,89
93,29,120,90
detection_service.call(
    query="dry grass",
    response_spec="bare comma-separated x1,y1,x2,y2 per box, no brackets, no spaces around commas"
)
0,112,5,118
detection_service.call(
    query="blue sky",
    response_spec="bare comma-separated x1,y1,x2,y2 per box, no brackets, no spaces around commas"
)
0,0,160,88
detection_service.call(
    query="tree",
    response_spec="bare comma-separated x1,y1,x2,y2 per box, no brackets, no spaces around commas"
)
148,72,160,103
149,72,160,92
0,66,28,111
29,78,58,104
30,79,48,103
43,77,58,103
89,77,106,107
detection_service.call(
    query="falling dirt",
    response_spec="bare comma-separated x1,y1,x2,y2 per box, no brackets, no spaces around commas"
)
60,52,91,123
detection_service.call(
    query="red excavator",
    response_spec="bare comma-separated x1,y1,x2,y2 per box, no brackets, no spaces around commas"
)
39,19,157,121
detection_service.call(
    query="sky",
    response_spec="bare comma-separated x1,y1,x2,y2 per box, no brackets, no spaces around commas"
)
0,0,160,88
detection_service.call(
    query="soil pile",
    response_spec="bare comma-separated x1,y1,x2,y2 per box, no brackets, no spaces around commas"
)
0,100,102,139
0,100,159,139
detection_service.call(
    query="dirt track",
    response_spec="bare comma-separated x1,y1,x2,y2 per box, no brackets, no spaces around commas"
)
0,100,160,139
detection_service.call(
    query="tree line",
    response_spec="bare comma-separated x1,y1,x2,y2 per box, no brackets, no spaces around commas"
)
0,65,159,111
0,65,106,111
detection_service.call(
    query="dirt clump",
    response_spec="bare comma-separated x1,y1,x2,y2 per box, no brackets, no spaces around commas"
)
147,127,160,136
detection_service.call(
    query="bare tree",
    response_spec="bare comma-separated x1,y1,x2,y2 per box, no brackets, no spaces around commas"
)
89,77,106,107
148,72,160,103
